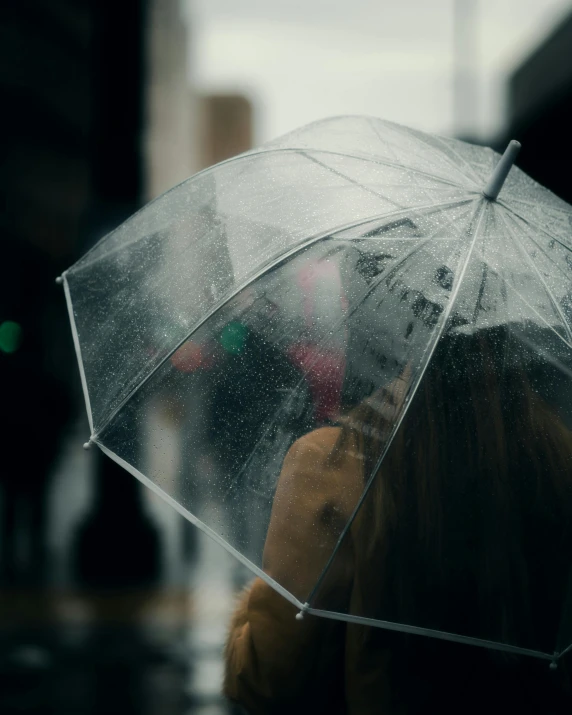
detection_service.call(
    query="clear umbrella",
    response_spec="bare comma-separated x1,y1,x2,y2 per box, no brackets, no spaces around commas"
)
59,116,572,666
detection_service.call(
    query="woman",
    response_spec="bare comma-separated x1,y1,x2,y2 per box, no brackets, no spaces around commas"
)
224,326,572,714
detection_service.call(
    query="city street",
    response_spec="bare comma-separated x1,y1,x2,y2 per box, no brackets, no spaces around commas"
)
0,416,246,714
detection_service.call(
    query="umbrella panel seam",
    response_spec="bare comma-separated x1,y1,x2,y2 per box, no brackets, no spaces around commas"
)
305,607,555,661
68,150,476,275
366,117,482,187
62,275,94,433
94,440,305,611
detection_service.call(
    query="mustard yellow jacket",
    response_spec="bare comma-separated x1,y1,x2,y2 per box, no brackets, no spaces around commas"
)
223,426,398,715
223,421,572,714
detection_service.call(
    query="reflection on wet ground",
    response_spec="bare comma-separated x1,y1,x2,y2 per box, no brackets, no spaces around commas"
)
0,591,242,714
0,421,249,714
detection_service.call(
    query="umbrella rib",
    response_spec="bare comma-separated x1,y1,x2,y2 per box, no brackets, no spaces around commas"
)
299,151,406,209
471,240,572,351
365,118,478,223
498,203,572,253
259,146,471,190
305,201,488,608
501,194,572,218
298,151,468,202
209,200,478,504
93,442,306,611
420,134,484,186
501,280,572,350
71,149,470,276
494,273,572,350
218,234,447,504
503,212,572,285
62,276,94,433
368,117,482,186
305,607,553,661
366,122,482,247
498,211,572,344
515,332,572,381
90,198,474,439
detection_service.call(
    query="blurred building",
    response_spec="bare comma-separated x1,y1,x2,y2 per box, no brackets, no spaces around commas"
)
1,0,90,591
1,0,259,706
0,0,202,712
504,9,572,204
453,0,479,141
72,0,195,598
198,94,253,170
146,0,198,199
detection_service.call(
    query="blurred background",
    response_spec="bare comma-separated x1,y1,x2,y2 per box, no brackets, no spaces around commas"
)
1,0,572,712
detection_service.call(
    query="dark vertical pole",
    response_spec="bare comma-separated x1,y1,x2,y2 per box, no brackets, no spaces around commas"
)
0,2,85,593
73,0,161,592
86,0,146,241
453,0,479,140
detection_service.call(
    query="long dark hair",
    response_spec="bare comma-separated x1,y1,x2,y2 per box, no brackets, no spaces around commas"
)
333,326,572,701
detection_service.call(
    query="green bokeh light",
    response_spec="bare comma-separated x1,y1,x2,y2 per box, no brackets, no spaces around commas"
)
0,321,23,354
220,321,248,355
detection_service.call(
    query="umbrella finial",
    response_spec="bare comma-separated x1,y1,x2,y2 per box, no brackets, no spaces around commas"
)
483,140,521,201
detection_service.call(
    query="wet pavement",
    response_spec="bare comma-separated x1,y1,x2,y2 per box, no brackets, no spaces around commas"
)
0,418,250,714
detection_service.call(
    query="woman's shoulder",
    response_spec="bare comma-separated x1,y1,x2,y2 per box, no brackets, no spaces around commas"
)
287,426,362,471
287,426,342,460
281,427,362,514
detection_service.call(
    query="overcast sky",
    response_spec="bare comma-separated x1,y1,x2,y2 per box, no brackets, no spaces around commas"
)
188,0,572,144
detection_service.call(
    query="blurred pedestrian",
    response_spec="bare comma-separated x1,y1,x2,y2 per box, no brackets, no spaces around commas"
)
207,321,312,569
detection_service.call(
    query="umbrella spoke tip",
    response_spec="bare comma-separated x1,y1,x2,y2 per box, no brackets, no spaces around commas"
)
295,603,310,621
83,439,93,450
483,139,521,201
55,276,63,285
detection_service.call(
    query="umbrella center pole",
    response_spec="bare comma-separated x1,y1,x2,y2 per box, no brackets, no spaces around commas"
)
482,140,521,201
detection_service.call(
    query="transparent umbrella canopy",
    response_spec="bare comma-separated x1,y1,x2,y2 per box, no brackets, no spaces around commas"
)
59,116,572,665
